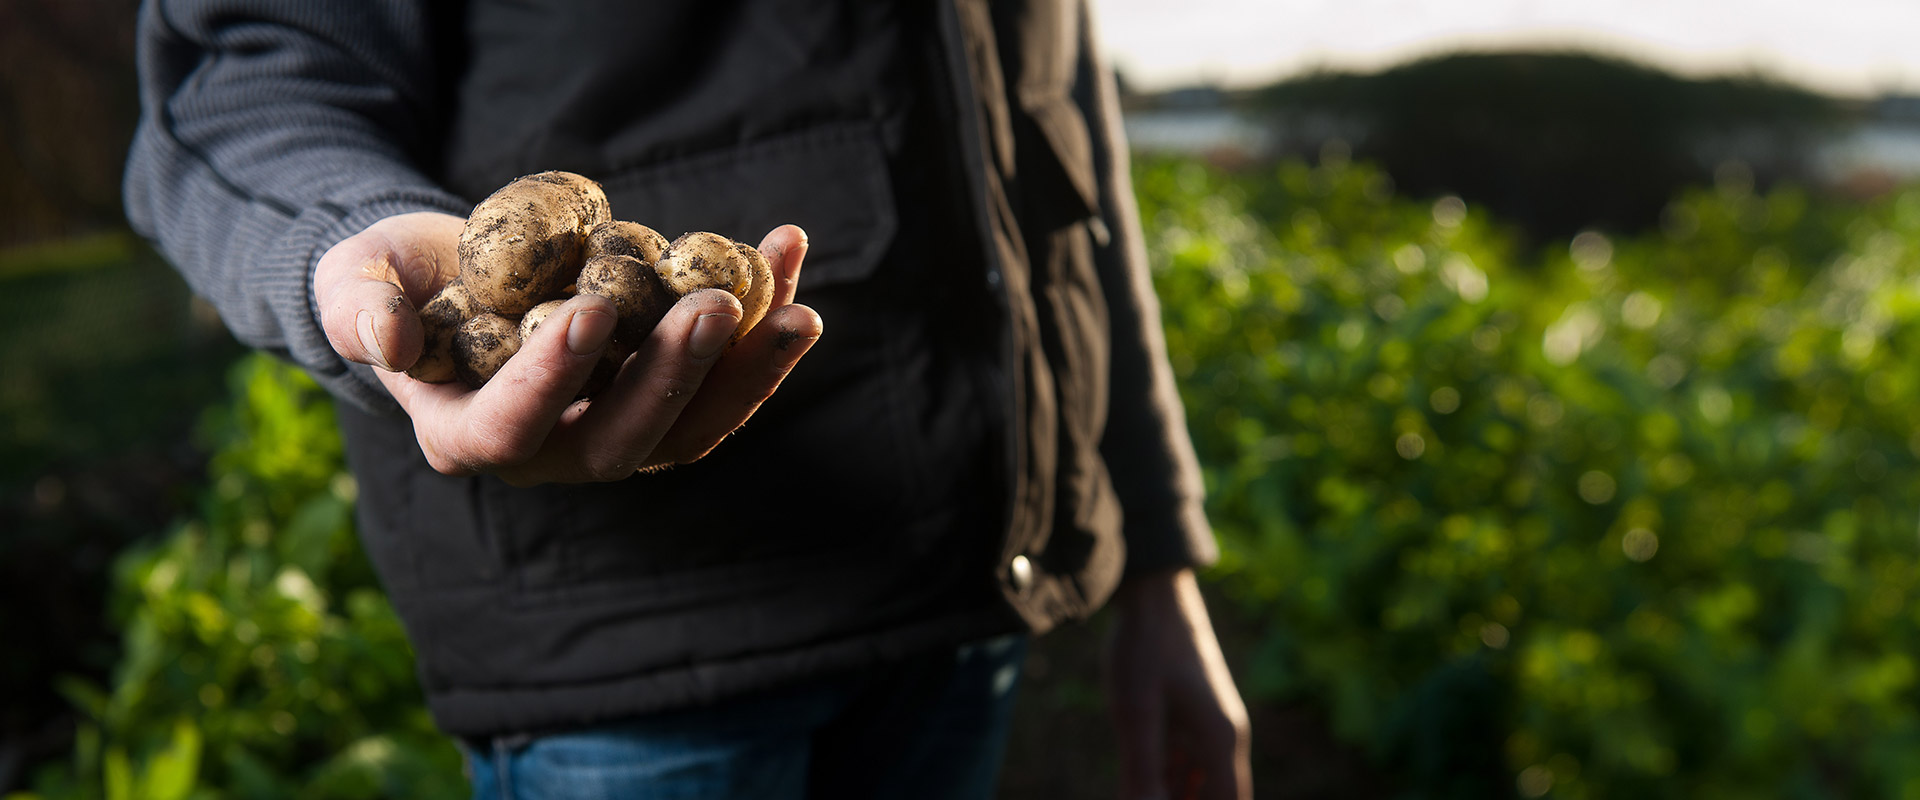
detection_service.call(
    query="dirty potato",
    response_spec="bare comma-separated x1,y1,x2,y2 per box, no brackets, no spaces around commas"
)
458,171,611,316
731,241,775,343
585,220,668,266
519,298,566,342
407,281,478,383
655,232,751,298
578,253,675,349
439,170,789,392
452,312,523,387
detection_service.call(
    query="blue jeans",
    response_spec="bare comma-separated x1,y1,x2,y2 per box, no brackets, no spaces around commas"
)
464,634,1028,800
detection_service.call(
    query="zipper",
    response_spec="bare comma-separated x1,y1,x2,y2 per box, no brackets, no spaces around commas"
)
933,0,1025,574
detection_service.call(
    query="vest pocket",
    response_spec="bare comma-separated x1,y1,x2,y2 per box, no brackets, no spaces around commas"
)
598,121,898,289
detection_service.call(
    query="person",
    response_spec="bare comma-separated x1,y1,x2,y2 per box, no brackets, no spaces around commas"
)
126,0,1251,797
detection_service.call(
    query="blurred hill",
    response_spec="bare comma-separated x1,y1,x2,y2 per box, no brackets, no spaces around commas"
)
1125,52,1859,242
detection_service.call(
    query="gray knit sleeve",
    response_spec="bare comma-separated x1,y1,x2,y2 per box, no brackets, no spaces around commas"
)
124,0,472,414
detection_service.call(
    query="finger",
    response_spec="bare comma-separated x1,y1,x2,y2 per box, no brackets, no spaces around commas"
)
757,224,809,308
315,213,465,371
540,289,742,480
320,271,422,372
649,303,823,463
427,294,617,475
1114,685,1170,800
373,367,483,476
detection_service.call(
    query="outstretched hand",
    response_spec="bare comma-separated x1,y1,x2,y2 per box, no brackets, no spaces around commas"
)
313,211,823,485
1105,567,1253,800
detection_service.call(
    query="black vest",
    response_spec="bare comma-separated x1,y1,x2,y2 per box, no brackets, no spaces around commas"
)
339,0,1025,736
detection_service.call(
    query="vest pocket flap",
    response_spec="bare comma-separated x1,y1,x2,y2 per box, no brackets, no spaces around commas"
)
1021,92,1102,221
599,122,896,289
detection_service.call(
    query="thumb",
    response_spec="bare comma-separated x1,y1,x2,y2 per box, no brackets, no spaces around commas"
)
315,212,464,372
317,244,425,372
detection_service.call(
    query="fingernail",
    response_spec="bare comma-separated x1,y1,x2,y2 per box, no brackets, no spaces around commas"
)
688,312,738,360
356,310,393,370
567,309,615,355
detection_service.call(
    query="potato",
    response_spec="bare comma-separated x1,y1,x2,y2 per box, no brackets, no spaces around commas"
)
655,232,750,298
453,312,523,387
407,281,478,383
732,241,775,343
458,171,610,316
520,298,566,342
578,254,675,349
586,220,668,266
438,171,786,393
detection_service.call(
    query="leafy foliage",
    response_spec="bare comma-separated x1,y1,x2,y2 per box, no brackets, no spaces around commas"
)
1,236,241,774
20,356,463,800
24,156,1920,799
1141,155,1920,798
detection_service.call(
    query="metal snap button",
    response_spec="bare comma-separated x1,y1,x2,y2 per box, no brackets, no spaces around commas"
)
1009,554,1033,593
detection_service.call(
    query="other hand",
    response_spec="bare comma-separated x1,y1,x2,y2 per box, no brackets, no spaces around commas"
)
1105,567,1253,800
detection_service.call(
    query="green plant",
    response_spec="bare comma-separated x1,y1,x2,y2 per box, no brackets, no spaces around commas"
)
1142,155,1920,798
30,155,1920,800
21,355,463,800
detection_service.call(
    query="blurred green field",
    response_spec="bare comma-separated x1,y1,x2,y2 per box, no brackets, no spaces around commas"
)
1143,156,1920,798
0,236,242,795
14,155,1920,799
0,233,241,481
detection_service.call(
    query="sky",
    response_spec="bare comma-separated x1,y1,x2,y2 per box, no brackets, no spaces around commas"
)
1091,0,1920,98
